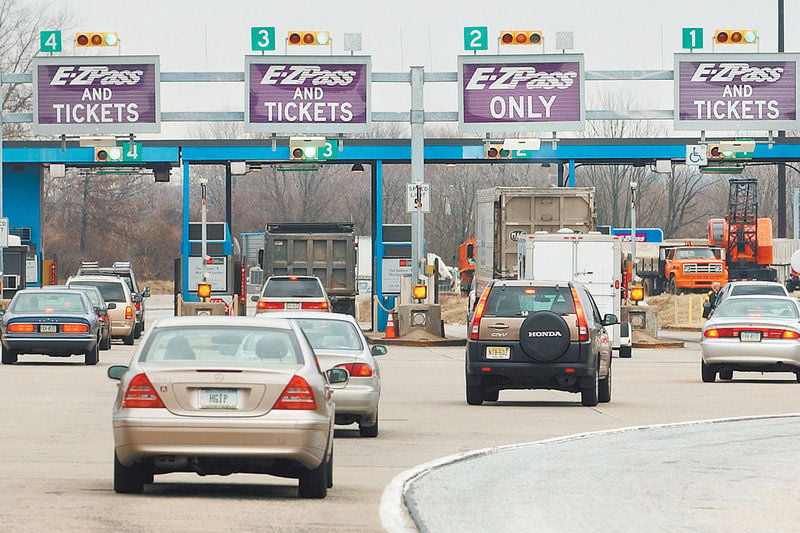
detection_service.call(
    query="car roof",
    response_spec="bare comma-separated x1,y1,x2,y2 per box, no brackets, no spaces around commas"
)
721,294,797,302
68,274,125,283
725,281,785,287
267,275,322,281
491,279,578,288
150,316,295,330
263,311,358,323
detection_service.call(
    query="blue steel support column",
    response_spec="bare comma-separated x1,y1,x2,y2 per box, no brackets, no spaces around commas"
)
181,160,191,303
569,159,576,187
373,160,390,331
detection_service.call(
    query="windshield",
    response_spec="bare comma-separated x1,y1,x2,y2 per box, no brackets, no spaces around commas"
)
140,326,304,365
10,292,88,314
68,285,101,307
730,285,787,297
713,298,799,319
292,318,364,351
675,248,716,259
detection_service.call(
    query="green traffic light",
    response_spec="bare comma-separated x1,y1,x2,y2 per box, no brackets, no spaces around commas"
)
743,31,757,43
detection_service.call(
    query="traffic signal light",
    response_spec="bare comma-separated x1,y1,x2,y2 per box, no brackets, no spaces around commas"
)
708,141,756,160
485,144,511,159
287,31,330,46
289,137,326,160
714,30,757,45
499,31,543,45
75,32,119,47
94,146,123,162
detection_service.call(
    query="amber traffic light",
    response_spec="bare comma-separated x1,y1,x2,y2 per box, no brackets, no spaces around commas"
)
75,32,118,47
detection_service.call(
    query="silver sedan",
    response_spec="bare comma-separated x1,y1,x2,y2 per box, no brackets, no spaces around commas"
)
107,316,348,498
263,311,386,437
700,295,800,382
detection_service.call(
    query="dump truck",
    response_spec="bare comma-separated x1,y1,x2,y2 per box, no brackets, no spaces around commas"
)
258,223,357,316
637,244,728,295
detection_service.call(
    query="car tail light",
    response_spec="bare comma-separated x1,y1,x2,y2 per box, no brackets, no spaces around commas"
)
257,301,284,310
99,315,107,323
125,305,134,319
62,323,89,333
469,286,492,340
122,373,165,408
273,375,317,410
134,301,141,311
335,362,372,377
782,330,800,339
302,301,329,310
569,287,589,341
704,328,800,339
8,323,35,333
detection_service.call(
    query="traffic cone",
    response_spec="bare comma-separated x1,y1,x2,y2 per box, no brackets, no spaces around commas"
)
384,312,398,339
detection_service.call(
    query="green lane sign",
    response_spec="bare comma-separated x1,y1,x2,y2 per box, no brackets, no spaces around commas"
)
251,27,276,51
318,140,338,160
122,142,143,162
464,26,488,51
40,31,62,53
682,27,703,50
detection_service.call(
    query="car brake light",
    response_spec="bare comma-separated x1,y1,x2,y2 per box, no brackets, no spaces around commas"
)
134,301,141,311
335,362,372,377
470,286,492,340
782,330,800,339
99,315,107,323
288,276,299,281
62,323,89,333
273,375,317,410
122,373,165,408
569,287,589,341
704,328,800,340
8,323,35,333
258,301,284,310
125,305,134,319
704,328,721,338
301,301,329,310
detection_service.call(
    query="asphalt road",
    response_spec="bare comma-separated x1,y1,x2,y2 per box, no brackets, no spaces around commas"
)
2,295,799,532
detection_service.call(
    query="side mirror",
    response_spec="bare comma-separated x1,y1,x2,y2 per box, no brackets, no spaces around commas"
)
107,365,128,380
370,345,388,356
0,309,5,317
601,313,618,326
107,302,117,310
328,295,338,303
143,286,151,298
325,368,349,388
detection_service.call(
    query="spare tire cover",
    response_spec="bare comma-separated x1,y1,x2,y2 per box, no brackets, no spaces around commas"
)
519,311,571,362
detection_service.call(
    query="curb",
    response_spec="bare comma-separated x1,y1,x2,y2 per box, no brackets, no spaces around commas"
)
365,333,466,347
662,325,703,332
632,341,685,349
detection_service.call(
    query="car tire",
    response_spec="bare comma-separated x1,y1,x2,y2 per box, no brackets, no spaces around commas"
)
701,360,716,383
598,364,611,403
134,324,142,340
483,389,499,402
581,366,599,407
100,332,112,351
519,311,571,362
719,368,733,381
123,329,135,346
298,453,328,499
114,452,144,494
466,384,484,406
85,343,99,366
2,346,17,364
358,411,379,438
618,345,632,359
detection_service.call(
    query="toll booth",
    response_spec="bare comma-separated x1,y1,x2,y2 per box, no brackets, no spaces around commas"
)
179,222,244,313
2,235,29,299
378,224,412,330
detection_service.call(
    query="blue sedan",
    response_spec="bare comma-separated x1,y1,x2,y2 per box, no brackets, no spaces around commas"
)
1,288,103,365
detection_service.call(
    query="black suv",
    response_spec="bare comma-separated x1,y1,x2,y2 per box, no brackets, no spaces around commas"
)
466,279,617,407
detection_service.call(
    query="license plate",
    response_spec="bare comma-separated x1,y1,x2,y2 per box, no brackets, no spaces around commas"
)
740,331,762,342
199,389,238,409
486,346,510,359
286,302,301,309
39,325,57,333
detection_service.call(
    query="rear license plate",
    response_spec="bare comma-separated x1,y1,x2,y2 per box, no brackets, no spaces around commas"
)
39,325,57,333
286,302,301,309
199,389,238,409
740,331,762,342
486,346,510,359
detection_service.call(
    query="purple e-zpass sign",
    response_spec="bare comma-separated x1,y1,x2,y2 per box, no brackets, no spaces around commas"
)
458,54,585,133
32,56,160,135
245,56,371,134
675,53,800,131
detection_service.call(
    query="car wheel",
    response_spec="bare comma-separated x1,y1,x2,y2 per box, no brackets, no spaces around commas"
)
796,371,800,383
719,368,733,381
1,346,17,364
358,411,379,438
519,311,571,362
483,389,499,402
123,329,135,346
701,360,716,383
581,366,599,407
466,383,484,406
100,332,112,351
85,343,99,366
298,453,328,499
618,345,632,359
114,452,144,494
326,444,333,489
134,324,142,339
598,364,611,403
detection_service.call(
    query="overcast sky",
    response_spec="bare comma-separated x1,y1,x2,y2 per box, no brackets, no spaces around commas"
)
44,0,800,138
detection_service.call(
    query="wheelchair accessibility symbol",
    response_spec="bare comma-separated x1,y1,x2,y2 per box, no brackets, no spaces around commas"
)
686,144,707,166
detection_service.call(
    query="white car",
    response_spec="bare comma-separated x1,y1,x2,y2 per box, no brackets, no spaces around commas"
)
262,311,385,437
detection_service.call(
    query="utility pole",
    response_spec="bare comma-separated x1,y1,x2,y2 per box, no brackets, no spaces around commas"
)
778,0,787,237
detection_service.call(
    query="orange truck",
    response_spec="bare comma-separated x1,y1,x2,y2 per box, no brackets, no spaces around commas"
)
638,244,728,295
458,238,476,295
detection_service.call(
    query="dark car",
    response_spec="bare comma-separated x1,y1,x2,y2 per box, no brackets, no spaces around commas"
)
465,279,617,407
76,261,150,338
50,284,116,351
1,288,103,365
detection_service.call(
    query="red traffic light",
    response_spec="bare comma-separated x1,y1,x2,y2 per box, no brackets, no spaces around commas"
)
716,31,728,43
288,32,301,45
291,147,304,159
487,147,498,158
501,32,514,44
76,34,89,46
75,32,119,47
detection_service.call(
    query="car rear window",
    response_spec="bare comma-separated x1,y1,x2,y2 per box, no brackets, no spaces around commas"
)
140,326,303,365
11,292,88,314
714,298,799,319
68,285,101,307
485,285,575,317
293,318,364,350
730,285,787,296
72,280,126,302
263,278,323,298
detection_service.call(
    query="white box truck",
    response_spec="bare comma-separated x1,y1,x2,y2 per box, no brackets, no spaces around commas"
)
517,230,632,357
